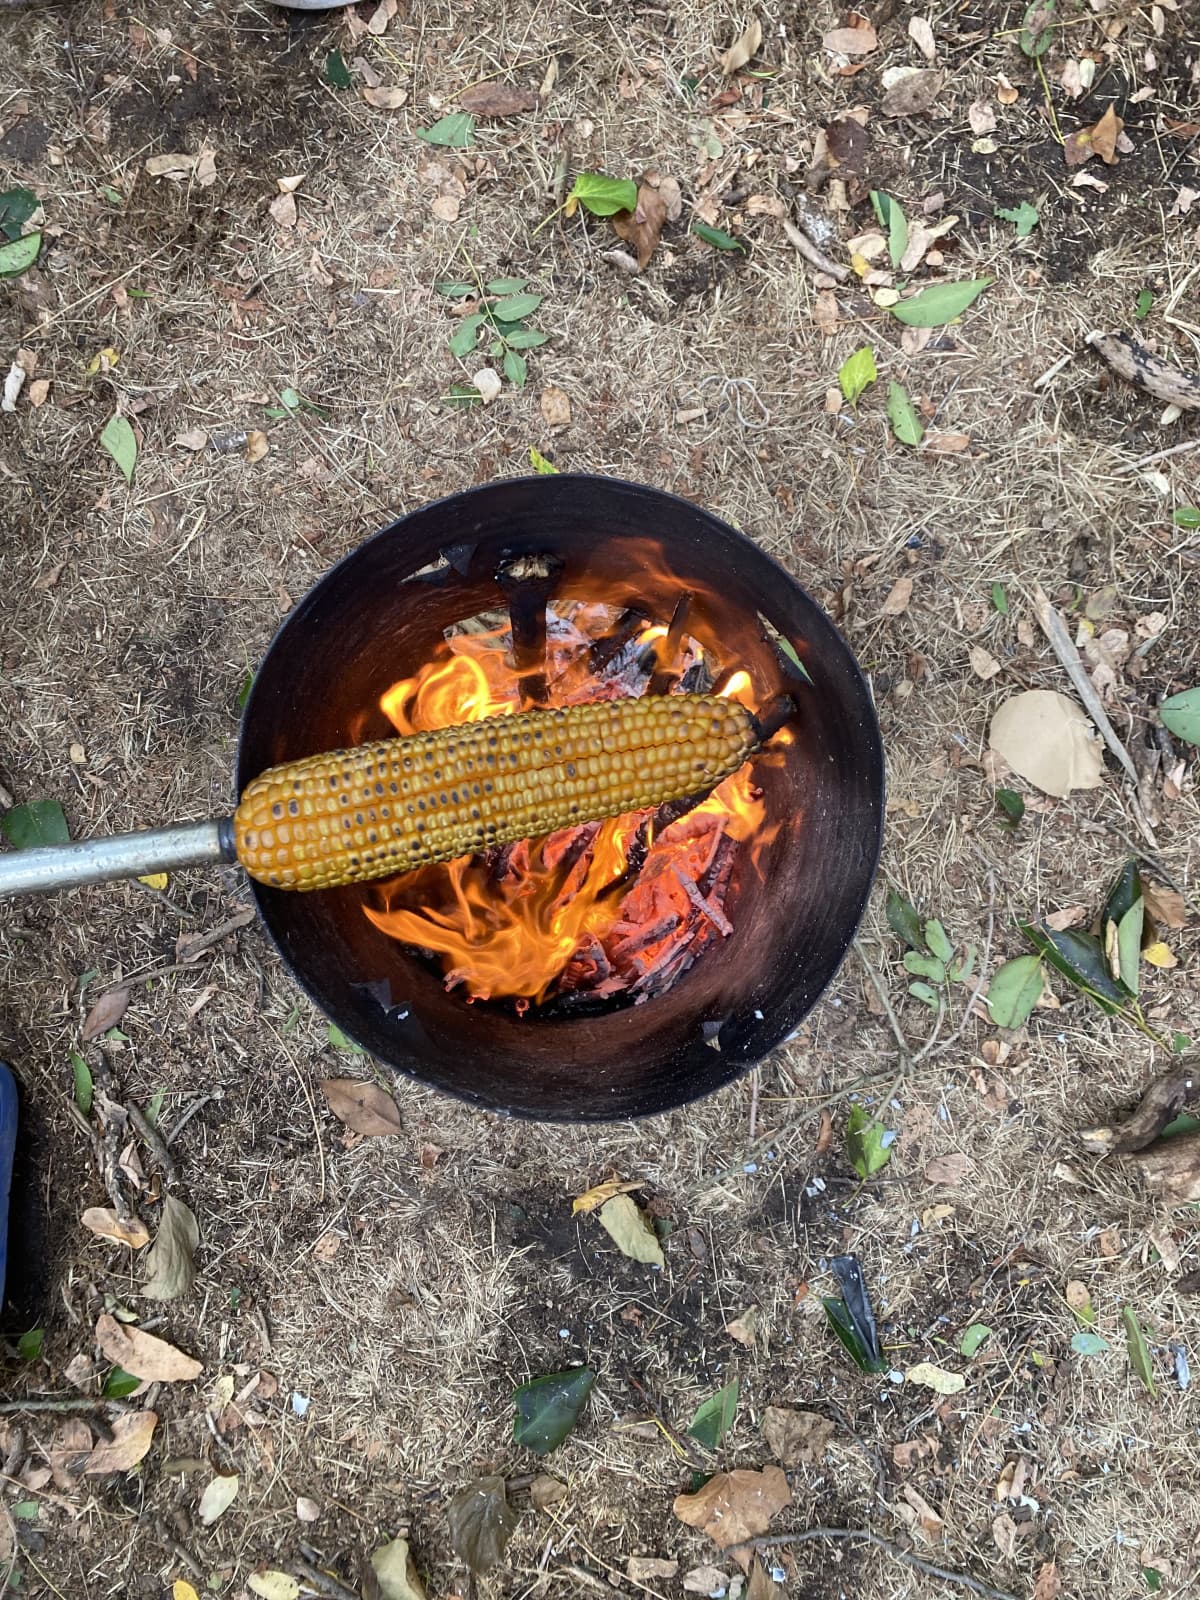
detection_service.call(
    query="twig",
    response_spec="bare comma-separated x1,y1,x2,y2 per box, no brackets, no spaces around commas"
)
723,1527,1017,1600
782,218,849,281
624,1374,707,1470
0,1397,128,1415
166,1090,220,1146
153,1517,205,1583
853,938,913,1061
291,1558,360,1600
1033,351,1073,389
747,1068,760,1141
1029,585,1158,846
126,1102,177,1185
1114,436,1200,474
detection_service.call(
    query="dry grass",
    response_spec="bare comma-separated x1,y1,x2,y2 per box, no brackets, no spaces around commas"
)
1,0,1199,1596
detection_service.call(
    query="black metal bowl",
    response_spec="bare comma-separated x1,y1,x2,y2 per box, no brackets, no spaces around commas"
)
237,476,884,1121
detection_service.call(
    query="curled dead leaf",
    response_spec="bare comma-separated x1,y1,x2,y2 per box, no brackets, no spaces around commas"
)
924,1152,972,1186
319,1078,403,1136
362,86,409,110
881,575,913,617
572,1177,641,1214
673,1467,791,1571
905,1362,965,1394
724,1306,759,1346
81,1206,151,1249
142,1193,200,1301
1143,880,1188,930
83,1410,158,1474
95,1312,203,1381
458,82,535,116
268,191,297,228
145,153,196,180
882,69,944,118
540,385,571,429
761,1406,835,1466
611,182,669,270
969,645,1002,681
598,1193,664,1266
720,18,762,75
245,430,270,463
823,17,878,55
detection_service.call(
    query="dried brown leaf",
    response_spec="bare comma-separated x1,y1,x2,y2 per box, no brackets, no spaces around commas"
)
362,86,409,109
268,191,297,228
907,15,937,60
825,115,869,173
611,182,669,269
142,1194,200,1301
530,1474,568,1510
245,429,270,462
881,69,944,118
598,1193,665,1266
458,82,535,116
572,1178,641,1214
724,1307,758,1346
899,1483,944,1541
145,153,196,179
1143,880,1188,929
319,1079,403,1136
95,1313,202,1381
83,1410,157,1474
969,645,1001,680
540,385,572,429
1131,1131,1200,1203
1045,904,1086,931
81,1206,151,1249
173,428,208,451
823,18,878,55
673,1468,791,1571
720,18,762,75
627,1558,678,1582
922,430,972,453
761,1406,835,1466
82,986,129,1042
28,377,50,407
881,575,913,616
924,1152,972,1186
1033,1563,1064,1600
988,691,1104,798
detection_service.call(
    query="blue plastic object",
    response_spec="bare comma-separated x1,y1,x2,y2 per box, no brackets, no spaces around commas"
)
0,1063,17,1306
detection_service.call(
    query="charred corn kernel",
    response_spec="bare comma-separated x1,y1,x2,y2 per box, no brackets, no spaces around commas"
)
234,694,759,891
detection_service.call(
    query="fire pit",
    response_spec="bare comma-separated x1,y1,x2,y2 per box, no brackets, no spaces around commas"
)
238,475,884,1120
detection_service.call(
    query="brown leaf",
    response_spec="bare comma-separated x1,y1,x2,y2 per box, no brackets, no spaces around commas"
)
1081,1063,1198,1155
430,194,461,222
1045,904,1086,931
922,430,972,453
882,69,944,118
268,191,297,228
245,429,270,462
145,152,196,180
823,17,878,55
28,377,50,407
611,182,669,269
458,82,535,116
173,428,208,451
1091,104,1122,163
1143,880,1189,930
627,1558,678,1582
142,1194,200,1301
81,1207,151,1249
724,1307,758,1346
825,115,869,173
969,645,1001,680
720,18,762,75
540,385,572,429
95,1312,202,1381
673,1468,791,1571
881,575,913,616
1131,1130,1200,1204
761,1405,835,1466
899,1483,944,1542
908,15,937,61
320,1079,403,1136
530,1474,568,1510
572,1178,642,1214
924,1152,972,1186
83,1410,157,1474
683,1569,731,1595
1033,1563,1064,1600
745,1563,775,1600
82,986,129,1043
47,1419,93,1487
988,690,1104,798
992,1512,1019,1559
362,86,409,110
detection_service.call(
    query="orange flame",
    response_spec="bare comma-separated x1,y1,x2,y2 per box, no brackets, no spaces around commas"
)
363,606,766,1005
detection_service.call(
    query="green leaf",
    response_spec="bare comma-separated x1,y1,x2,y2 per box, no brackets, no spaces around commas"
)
435,281,477,298
144,1087,166,1127
1070,1330,1109,1357
1159,686,1200,745
2,799,70,849
504,329,550,349
845,1103,892,1179
908,980,939,1008
991,581,1009,614
327,1022,365,1055
100,413,137,484
995,788,1024,827
0,231,41,278
870,191,908,268
776,637,813,683
1171,504,1200,528
949,943,977,984
17,1328,44,1361
886,380,923,446
324,49,353,89
1022,923,1128,1015
692,221,745,252
1116,897,1144,997
959,1323,992,1357
237,671,254,711
838,345,877,406
1103,860,1143,929
529,447,558,474
1123,1307,1156,1397
447,1477,519,1574
891,278,992,328
512,1367,595,1455
995,201,1039,237
923,920,953,965
71,1052,93,1116
416,113,475,147
987,955,1044,1029
567,172,638,217
886,887,924,950
1144,1569,1163,1593
822,1297,886,1373
503,349,528,387
687,1378,739,1450
1162,1113,1200,1139
103,1364,142,1398
1172,1031,1192,1055
446,383,483,406
491,292,543,321
903,951,946,983
0,186,38,241
1020,0,1057,57
486,277,527,294
448,313,486,357
1135,288,1153,320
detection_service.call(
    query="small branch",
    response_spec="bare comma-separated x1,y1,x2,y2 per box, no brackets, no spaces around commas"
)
153,1517,205,1583
782,218,849,281
724,1527,1017,1600
0,1397,128,1416
126,1102,177,1185
1115,435,1200,475
853,938,913,1061
291,1558,361,1600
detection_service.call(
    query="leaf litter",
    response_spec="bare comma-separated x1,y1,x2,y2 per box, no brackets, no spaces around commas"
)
673,1467,791,1569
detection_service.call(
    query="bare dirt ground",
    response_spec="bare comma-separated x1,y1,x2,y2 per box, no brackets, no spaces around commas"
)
1,1,1199,1598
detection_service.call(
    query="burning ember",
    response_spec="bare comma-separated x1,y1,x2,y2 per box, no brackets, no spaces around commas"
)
363,602,773,1008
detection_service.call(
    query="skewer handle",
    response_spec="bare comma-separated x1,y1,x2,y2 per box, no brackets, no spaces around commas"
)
0,820,236,899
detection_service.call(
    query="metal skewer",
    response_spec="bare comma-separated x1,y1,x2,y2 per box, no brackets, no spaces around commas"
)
0,820,236,899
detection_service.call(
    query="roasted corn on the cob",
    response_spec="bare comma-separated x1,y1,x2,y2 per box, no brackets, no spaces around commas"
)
234,694,758,890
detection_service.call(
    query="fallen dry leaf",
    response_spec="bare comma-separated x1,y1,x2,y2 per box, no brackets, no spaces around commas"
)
969,645,1002,680
530,1474,568,1510
611,182,669,269
1046,904,1086,931
968,100,996,135
362,86,409,110
82,986,130,1043
598,1193,664,1266
319,1078,403,1136
1065,1280,1092,1318
248,1577,300,1600
724,1307,758,1346
906,1362,966,1395
1064,104,1124,166
683,1569,731,1596
1144,941,1177,969
28,377,51,407
825,114,870,174
882,69,944,118
431,193,461,222
720,18,762,75
761,1406,835,1466
458,82,535,116
925,1152,971,1186
296,1496,321,1522
245,429,270,463
194,147,217,188
173,428,208,451
823,17,878,55
472,368,502,403
922,430,972,453
988,690,1104,798
48,1418,93,1486
813,289,839,336
540,385,572,429
145,152,196,180
83,1410,157,1474
628,1557,678,1582
572,1177,642,1214
95,1313,202,1381
881,575,914,616
673,1468,791,1571
898,1482,944,1541
1033,1562,1064,1600
199,1472,239,1525
907,15,937,60
142,1193,200,1301
992,1512,1019,1559
268,191,297,228
371,1535,428,1600
81,1206,151,1249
